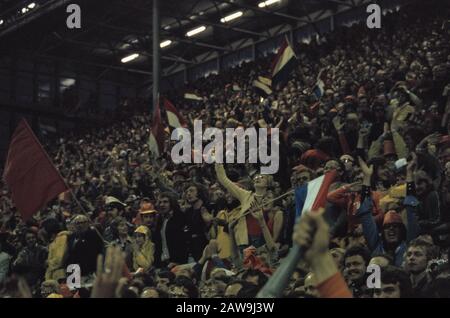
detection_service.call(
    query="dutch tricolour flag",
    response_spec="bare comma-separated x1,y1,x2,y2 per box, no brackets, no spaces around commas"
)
271,37,297,89
163,97,188,129
295,170,337,219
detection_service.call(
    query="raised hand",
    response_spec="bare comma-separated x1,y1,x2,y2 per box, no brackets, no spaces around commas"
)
91,245,126,298
292,208,329,263
407,152,417,172
358,157,373,177
332,116,345,132
406,152,417,182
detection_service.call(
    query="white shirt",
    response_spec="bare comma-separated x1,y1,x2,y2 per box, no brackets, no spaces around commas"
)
160,217,170,262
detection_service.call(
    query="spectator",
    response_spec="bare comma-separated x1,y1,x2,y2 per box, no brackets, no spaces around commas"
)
373,265,413,298
12,230,48,291
131,225,154,272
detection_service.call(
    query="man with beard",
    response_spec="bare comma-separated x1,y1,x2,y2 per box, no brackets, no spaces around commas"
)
403,238,434,297
154,192,188,267
356,157,420,266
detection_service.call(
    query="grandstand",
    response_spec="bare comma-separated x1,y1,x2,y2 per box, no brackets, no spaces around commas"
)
0,0,449,300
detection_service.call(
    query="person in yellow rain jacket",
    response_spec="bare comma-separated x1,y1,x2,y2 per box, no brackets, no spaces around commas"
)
132,225,155,272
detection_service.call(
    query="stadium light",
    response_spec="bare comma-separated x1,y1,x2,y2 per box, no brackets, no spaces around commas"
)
28,2,36,9
258,0,281,8
0,19,4,26
220,11,243,23
160,40,172,48
21,7,29,14
121,53,139,63
186,25,206,37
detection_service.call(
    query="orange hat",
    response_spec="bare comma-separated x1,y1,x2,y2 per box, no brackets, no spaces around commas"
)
139,202,156,215
383,210,403,226
383,140,396,156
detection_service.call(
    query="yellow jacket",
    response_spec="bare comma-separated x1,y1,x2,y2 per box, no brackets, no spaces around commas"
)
45,231,71,281
391,102,415,132
215,208,241,259
133,235,155,271
368,131,408,160
215,164,256,246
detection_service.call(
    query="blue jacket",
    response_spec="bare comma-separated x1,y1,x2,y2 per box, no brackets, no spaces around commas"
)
356,195,420,267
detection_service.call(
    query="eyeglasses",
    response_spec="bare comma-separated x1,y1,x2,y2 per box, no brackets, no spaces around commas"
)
341,158,354,164
73,220,89,225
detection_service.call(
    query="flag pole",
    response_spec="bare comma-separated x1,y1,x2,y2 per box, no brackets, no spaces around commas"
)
230,189,294,224
68,188,108,244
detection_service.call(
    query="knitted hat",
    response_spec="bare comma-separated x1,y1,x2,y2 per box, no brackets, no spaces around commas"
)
300,149,330,164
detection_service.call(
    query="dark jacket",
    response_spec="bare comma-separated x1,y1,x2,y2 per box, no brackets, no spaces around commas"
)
13,245,48,287
417,190,441,231
65,229,104,276
153,210,189,267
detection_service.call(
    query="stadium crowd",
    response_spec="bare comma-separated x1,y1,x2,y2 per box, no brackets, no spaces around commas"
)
1,1,450,298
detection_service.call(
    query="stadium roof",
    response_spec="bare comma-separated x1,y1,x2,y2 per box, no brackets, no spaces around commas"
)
0,0,364,79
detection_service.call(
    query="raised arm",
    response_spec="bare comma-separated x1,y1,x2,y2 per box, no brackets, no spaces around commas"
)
333,116,351,155
293,209,352,298
355,157,382,252
403,154,421,242
215,163,251,204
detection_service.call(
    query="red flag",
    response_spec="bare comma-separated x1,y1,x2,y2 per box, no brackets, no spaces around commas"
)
148,99,165,157
3,119,69,221
163,97,188,128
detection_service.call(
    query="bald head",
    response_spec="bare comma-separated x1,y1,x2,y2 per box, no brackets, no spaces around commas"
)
304,273,319,298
